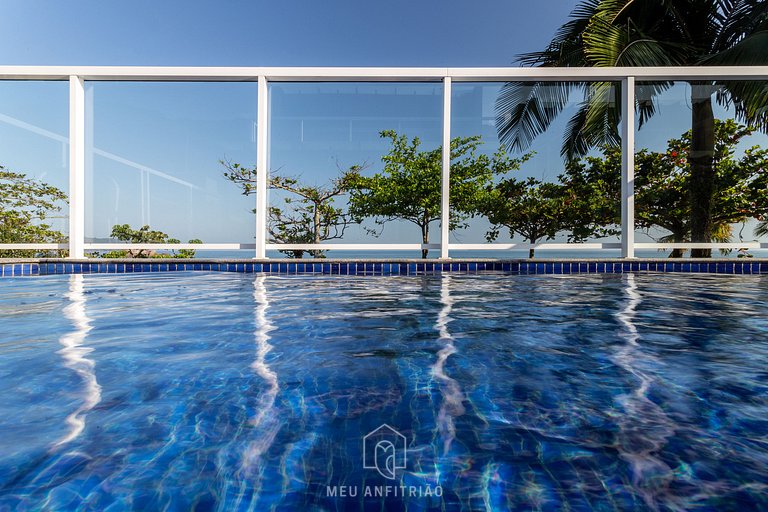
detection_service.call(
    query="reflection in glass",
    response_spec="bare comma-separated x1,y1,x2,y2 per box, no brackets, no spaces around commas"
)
86,82,258,254
268,82,442,257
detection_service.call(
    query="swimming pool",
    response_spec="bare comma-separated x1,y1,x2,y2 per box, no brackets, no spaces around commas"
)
1,272,767,510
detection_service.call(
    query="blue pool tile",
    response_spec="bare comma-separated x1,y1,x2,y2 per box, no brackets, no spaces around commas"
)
752,263,760,274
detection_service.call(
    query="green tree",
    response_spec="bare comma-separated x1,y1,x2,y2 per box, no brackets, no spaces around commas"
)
102,224,201,258
560,120,768,256
495,0,768,257
0,166,67,258
347,130,522,259
478,177,568,258
223,161,362,258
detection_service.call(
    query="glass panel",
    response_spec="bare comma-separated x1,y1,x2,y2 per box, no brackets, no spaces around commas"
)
268,82,443,259
451,81,622,259
0,81,68,256
635,80,768,259
86,82,257,258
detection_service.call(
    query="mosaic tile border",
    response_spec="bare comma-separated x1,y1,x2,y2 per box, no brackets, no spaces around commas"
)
2,260,768,277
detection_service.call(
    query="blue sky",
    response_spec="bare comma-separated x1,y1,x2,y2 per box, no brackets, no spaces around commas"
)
0,1,575,67
0,1,764,249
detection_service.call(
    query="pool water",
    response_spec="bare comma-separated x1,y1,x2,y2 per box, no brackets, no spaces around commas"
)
1,273,767,511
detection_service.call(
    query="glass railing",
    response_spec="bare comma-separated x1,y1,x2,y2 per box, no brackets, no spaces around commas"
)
0,67,765,259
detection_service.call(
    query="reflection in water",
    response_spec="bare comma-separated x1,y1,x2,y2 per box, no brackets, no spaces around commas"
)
432,275,465,456
613,274,676,509
243,276,281,475
53,274,101,448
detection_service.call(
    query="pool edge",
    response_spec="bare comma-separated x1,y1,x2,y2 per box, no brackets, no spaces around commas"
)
1,259,767,277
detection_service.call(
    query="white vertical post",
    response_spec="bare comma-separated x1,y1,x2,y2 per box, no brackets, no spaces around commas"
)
84,85,94,242
68,76,85,259
621,76,635,259
255,76,269,259
440,77,452,259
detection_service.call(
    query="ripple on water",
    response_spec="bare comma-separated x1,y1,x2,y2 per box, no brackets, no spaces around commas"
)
0,272,767,510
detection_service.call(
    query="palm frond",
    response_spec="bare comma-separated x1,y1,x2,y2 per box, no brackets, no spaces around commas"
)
756,219,768,239
561,81,621,160
636,81,673,128
495,81,580,153
518,0,600,66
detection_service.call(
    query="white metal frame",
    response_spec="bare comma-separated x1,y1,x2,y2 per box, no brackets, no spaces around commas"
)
0,65,765,259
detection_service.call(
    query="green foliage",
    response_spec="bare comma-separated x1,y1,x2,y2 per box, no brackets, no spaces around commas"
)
497,0,768,256
347,130,526,258
498,0,768,159
223,161,362,258
559,120,768,255
0,166,67,258
478,176,568,258
100,224,201,258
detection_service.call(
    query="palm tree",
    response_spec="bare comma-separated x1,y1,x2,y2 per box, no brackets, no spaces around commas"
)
495,0,768,257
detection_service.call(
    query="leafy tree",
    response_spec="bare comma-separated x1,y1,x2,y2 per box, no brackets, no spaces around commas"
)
559,120,768,256
478,177,568,258
0,166,67,258
101,224,201,258
223,161,362,258
496,0,768,256
347,130,524,258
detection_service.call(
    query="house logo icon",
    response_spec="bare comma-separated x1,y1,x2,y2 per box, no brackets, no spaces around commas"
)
363,424,407,480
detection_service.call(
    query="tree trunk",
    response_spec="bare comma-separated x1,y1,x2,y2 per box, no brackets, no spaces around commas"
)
670,231,685,258
421,225,429,259
689,84,716,258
